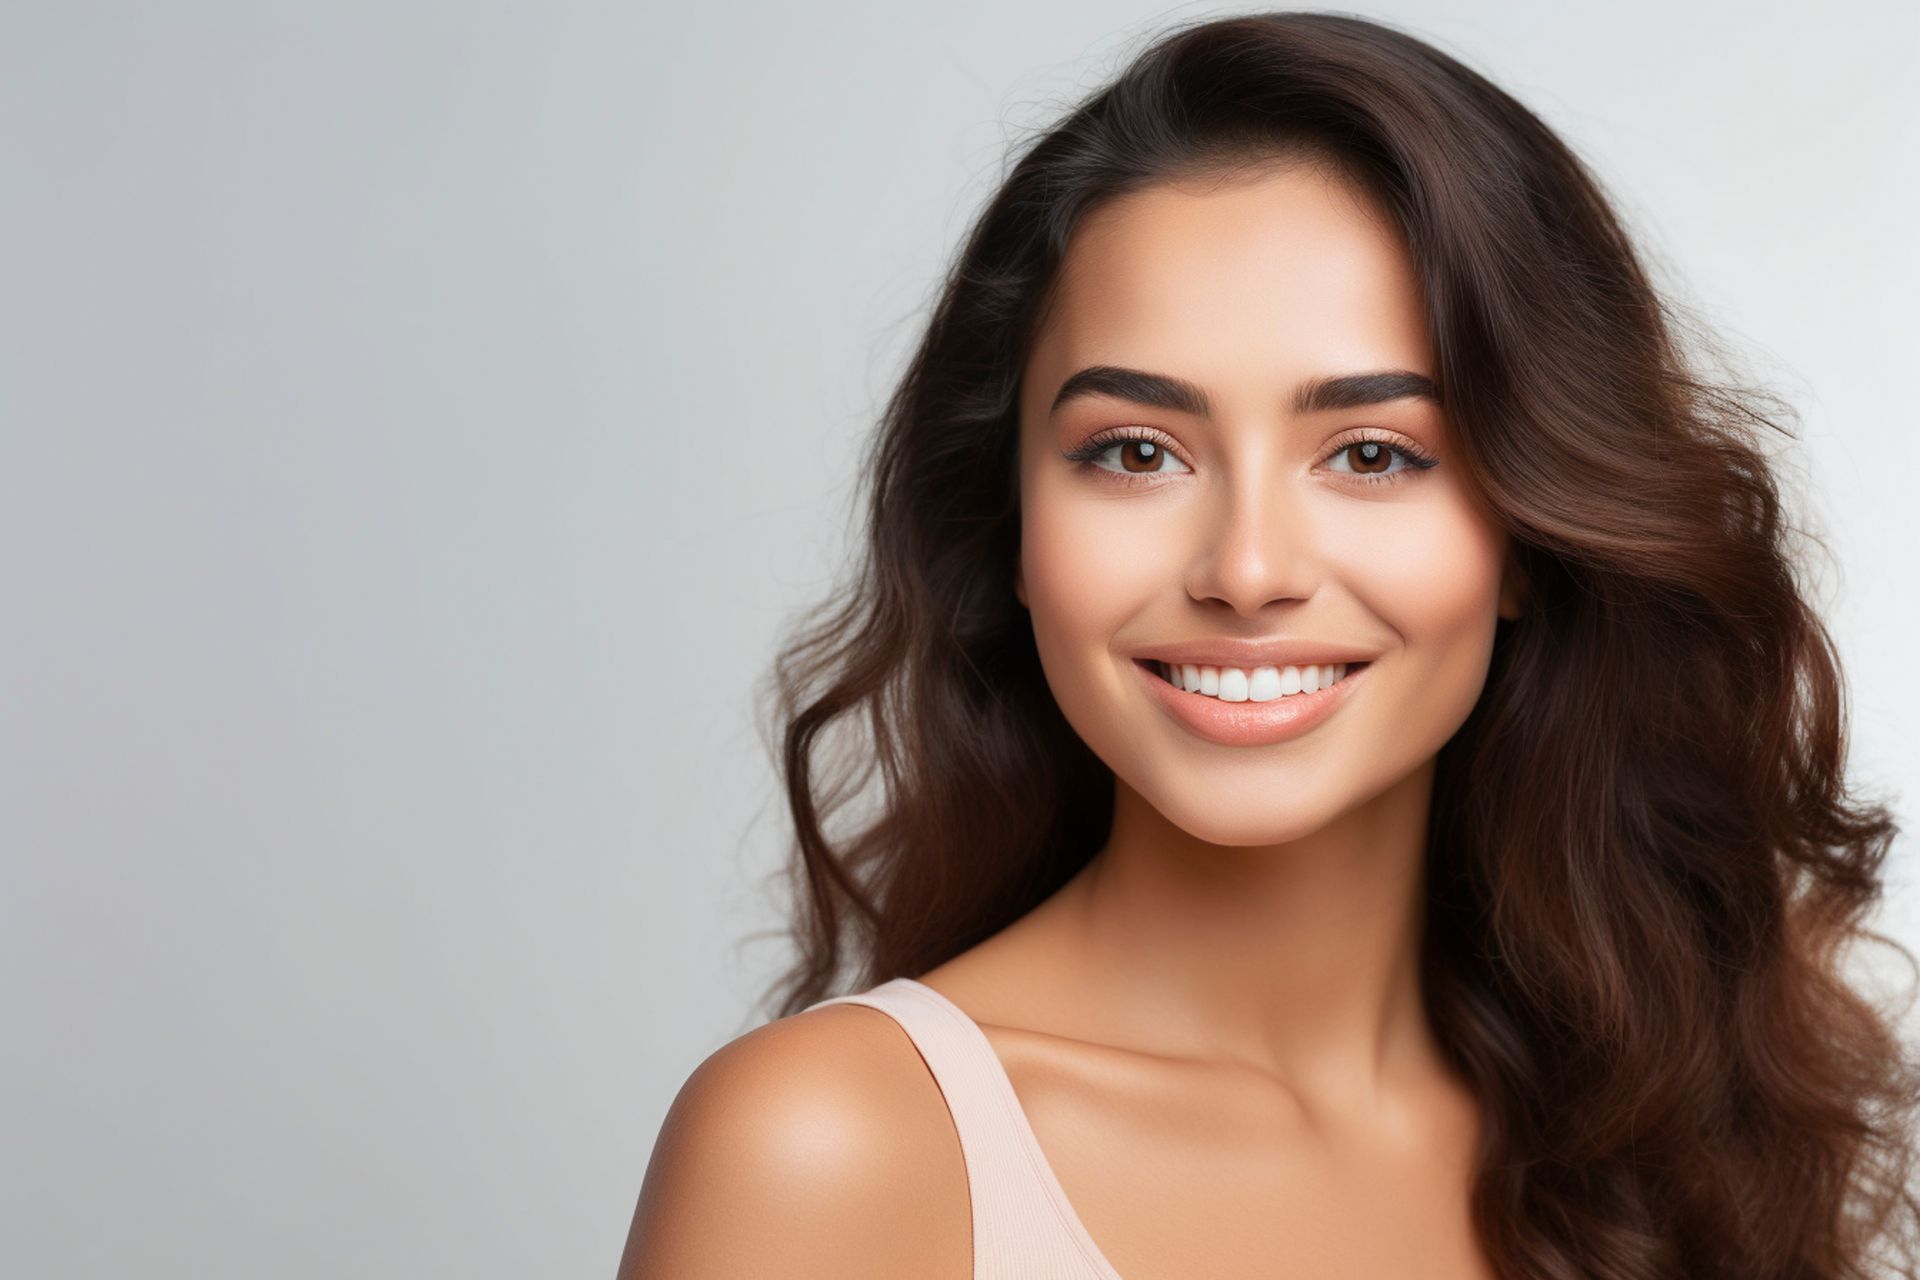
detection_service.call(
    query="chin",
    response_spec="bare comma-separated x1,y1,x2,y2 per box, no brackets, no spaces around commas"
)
1131,783,1350,848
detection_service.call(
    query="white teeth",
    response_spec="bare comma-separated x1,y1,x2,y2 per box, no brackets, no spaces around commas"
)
1155,661,1354,701
1248,667,1283,700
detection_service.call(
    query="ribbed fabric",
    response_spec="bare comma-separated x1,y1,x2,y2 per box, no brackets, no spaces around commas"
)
801,977,1125,1279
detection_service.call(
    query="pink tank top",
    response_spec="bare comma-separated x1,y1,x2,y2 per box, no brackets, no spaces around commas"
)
801,977,1126,1279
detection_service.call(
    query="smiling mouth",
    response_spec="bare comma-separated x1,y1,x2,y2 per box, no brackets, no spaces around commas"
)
1140,657,1370,701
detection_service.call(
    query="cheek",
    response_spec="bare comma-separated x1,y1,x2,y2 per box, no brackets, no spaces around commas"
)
1330,499,1505,633
1016,470,1183,747
1019,475,1175,646
1324,490,1508,719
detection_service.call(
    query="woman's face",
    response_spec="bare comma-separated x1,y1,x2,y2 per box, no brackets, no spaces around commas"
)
1015,163,1522,846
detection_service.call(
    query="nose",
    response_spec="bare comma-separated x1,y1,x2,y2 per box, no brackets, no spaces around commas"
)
1184,473,1321,616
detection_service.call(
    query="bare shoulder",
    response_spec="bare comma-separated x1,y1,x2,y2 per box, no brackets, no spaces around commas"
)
616,1002,970,1280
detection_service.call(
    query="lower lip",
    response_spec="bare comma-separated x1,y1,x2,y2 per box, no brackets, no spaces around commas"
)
1134,658,1371,747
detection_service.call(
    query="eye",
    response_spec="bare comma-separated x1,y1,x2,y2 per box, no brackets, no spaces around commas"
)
1061,429,1192,483
1321,433,1441,487
1063,427,1439,489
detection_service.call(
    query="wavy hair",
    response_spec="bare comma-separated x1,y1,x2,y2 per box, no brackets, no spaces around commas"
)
747,11,1919,1277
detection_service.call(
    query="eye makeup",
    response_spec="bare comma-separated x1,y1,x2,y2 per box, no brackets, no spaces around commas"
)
1061,427,1440,489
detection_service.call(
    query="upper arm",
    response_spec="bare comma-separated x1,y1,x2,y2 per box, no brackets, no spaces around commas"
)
615,1005,969,1280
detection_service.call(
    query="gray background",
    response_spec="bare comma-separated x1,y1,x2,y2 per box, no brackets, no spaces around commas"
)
3,1,1914,1276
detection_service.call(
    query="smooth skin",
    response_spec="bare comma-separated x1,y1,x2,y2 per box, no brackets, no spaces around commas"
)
623,161,1520,1278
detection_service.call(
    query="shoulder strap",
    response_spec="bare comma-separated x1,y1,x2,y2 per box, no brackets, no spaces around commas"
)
802,978,1119,1279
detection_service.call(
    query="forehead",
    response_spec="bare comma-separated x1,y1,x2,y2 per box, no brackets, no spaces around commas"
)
1027,166,1433,400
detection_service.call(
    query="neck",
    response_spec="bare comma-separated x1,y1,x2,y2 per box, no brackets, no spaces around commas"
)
1049,758,1445,1111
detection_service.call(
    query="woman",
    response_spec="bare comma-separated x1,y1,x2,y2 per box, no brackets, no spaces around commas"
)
623,12,1919,1278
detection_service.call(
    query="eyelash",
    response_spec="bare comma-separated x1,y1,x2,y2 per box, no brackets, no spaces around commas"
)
1061,428,1440,488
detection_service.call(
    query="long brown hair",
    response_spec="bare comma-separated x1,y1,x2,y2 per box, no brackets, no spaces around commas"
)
746,12,1919,1277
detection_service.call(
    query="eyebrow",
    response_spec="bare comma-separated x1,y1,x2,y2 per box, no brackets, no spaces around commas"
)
1047,365,1441,418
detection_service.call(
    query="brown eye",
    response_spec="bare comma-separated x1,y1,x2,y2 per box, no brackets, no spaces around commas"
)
1344,440,1393,475
1323,436,1439,487
1063,432,1192,481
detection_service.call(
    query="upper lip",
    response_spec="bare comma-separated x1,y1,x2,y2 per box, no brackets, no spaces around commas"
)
1133,639,1378,670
